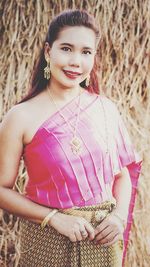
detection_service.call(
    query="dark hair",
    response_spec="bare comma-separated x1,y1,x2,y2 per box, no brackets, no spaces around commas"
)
20,10,100,103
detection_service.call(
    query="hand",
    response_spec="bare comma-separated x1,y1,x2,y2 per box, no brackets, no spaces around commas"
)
50,212,95,242
94,213,124,246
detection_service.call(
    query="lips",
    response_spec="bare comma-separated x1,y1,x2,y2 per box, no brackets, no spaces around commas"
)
63,70,82,79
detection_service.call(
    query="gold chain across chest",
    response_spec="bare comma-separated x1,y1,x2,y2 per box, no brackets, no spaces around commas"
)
47,89,109,156
47,88,83,156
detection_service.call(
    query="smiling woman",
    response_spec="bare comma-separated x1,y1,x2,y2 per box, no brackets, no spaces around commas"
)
20,9,100,104
0,9,141,267
44,26,96,91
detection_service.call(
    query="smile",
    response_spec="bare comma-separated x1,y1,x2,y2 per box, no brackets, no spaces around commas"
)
63,70,82,79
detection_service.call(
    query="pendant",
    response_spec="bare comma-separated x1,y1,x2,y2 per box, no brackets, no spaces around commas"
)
70,136,82,155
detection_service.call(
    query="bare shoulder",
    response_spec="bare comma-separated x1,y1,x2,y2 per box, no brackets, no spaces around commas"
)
0,101,37,188
1,91,45,135
1,102,29,134
2,91,52,145
0,99,34,143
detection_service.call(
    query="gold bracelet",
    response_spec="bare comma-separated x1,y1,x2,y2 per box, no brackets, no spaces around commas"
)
41,209,58,229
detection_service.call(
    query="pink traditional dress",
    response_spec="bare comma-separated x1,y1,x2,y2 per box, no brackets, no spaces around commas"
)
20,90,142,267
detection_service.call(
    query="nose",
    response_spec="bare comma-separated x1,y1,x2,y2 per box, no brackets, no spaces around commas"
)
69,53,81,67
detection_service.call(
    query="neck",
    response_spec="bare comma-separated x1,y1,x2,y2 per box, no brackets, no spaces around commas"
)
47,79,83,102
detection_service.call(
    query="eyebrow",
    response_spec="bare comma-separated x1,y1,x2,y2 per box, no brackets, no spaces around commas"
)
60,43,93,50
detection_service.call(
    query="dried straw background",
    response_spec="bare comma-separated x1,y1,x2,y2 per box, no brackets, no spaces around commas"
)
0,0,149,266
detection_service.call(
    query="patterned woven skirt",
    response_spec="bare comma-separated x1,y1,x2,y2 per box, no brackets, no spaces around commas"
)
19,202,124,267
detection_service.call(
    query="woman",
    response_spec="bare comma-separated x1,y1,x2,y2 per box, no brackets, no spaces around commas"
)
0,10,141,267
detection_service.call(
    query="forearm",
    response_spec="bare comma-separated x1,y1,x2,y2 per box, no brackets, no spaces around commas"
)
0,186,52,224
112,167,132,220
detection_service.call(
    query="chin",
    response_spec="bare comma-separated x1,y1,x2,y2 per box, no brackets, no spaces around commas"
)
59,80,80,88
52,74,81,89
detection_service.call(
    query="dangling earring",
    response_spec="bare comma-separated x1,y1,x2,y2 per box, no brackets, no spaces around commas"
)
85,75,90,87
44,58,51,80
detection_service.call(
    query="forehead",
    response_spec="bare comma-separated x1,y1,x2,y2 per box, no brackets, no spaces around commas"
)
54,26,96,48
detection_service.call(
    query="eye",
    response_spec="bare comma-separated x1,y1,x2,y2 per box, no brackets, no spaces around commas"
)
82,50,92,55
61,47,71,52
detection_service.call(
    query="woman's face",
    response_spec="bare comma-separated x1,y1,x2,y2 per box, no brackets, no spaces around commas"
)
46,26,96,90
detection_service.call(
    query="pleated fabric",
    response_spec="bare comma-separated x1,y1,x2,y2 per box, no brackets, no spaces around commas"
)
22,90,142,265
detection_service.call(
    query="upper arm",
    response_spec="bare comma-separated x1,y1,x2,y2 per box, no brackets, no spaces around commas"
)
0,106,25,188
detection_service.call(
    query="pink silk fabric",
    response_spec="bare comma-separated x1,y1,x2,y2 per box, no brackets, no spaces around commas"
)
22,90,142,265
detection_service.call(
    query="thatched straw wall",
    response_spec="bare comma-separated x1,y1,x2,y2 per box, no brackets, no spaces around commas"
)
0,0,149,266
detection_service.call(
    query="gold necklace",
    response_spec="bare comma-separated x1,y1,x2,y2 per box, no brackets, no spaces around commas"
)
47,89,83,156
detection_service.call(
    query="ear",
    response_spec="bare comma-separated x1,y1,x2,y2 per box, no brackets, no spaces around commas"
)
44,42,51,60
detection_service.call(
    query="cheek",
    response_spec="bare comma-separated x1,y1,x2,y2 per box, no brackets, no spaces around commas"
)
50,56,60,67
50,51,68,67
50,55,66,75
83,56,95,71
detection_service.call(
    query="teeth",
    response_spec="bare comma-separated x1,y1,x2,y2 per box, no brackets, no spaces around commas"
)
64,71,80,75
69,73,79,76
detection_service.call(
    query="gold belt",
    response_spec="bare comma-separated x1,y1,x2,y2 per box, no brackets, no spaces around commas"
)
60,201,116,224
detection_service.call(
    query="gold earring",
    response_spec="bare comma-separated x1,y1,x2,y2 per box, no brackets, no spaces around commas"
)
85,75,90,87
44,58,51,80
